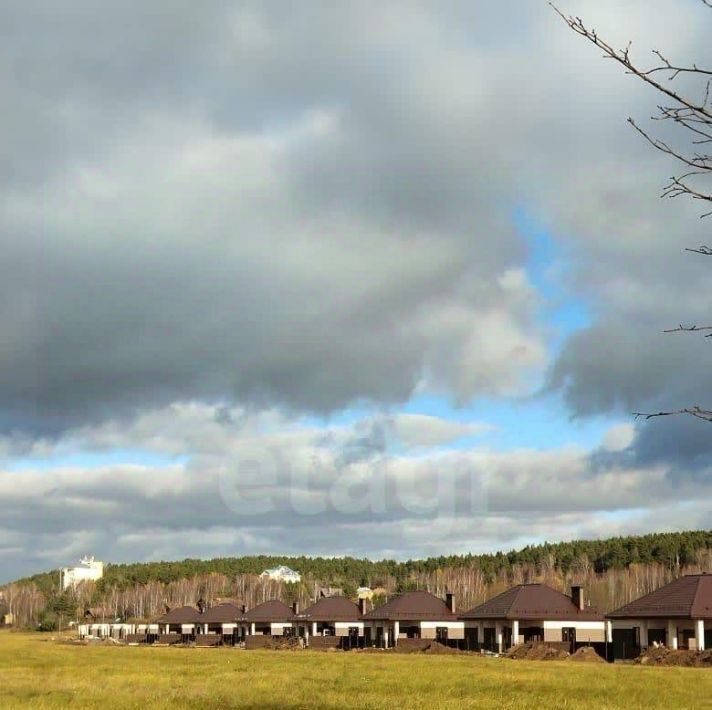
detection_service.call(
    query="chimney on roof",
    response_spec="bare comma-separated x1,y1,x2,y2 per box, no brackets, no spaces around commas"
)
571,586,584,611
445,593,456,614
358,598,370,615
292,601,299,615
240,604,247,614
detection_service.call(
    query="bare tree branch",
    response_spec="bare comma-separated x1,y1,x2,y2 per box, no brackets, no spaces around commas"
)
551,2,712,215
628,119,712,173
640,49,712,80
662,324,712,336
634,407,712,423
554,1,712,423
550,4,712,120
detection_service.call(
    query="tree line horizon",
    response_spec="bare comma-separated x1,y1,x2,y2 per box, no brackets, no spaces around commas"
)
4,529,712,631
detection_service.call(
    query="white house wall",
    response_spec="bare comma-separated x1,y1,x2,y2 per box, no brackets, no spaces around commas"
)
270,622,293,634
420,621,464,640
334,621,364,637
609,620,694,631
541,620,605,643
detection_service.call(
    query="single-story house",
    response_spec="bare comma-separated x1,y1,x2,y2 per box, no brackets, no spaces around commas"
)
362,591,463,648
156,605,202,642
606,573,712,659
86,622,111,639
107,623,135,641
200,602,245,646
459,584,605,653
77,621,156,643
130,622,160,643
239,600,297,638
296,596,364,648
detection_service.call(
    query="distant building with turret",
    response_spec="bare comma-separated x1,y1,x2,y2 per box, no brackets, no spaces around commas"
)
60,556,104,589
260,565,301,583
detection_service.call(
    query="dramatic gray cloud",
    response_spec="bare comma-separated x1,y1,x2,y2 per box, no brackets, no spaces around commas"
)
5,0,706,434
0,0,556,432
1,0,708,433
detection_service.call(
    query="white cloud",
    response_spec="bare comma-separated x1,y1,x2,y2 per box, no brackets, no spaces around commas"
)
1,403,709,581
602,423,636,452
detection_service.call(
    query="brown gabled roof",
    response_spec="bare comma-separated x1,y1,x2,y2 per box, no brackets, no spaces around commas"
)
459,584,602,621
362,591,455,621
240,600,295,623
201,603,243,624
300,596,361,622
155,606,201,624
607,574,712,620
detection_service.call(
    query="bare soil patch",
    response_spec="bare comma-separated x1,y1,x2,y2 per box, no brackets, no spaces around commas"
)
507,643,569,661
637,647,712,667
568,646,605,663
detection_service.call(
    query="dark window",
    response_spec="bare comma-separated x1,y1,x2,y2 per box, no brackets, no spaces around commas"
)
562,627,576,643
401,625,420,639
612,628,640,660
522,626,543,644
464,627,478,650
648,628,666,646
483,627,497,651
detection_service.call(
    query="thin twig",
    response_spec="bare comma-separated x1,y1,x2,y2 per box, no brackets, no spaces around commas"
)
633,406,712,422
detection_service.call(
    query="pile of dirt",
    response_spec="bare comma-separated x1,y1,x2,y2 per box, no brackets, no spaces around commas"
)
357,643,461,655
636,647,712,667
568,646,605,663
266,637,303,651
421,642,461,655
507,643,569,661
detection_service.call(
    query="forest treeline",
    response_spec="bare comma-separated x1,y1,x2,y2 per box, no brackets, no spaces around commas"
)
2,530,711,630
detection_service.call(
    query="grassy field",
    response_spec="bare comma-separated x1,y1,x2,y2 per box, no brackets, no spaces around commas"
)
1,631,711,709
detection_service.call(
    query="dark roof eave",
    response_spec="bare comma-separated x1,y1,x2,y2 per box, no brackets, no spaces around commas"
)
238,617,295,623
299,616,363,622
363,613,456,621
460,611,603,621
606,612,709,620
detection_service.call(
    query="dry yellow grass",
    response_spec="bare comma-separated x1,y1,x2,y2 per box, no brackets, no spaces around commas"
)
1,630,711,709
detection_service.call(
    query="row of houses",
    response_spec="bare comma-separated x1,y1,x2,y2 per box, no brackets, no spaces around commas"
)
78,574,712,660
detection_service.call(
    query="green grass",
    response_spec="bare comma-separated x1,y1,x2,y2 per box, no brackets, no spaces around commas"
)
1,630,711,709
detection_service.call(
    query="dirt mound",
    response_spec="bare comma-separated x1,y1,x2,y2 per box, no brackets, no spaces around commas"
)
637,647,712,667
568,646,605,663
421,642,461,655
267,637,303,651
358,642,461,654
507,643,569,661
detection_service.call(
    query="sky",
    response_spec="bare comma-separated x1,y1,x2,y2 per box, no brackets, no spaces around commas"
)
1,0,711,583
